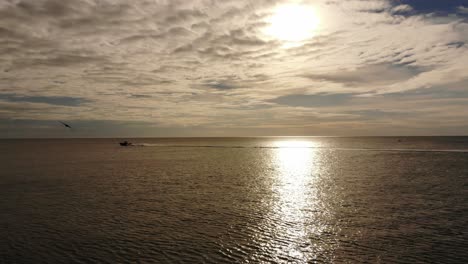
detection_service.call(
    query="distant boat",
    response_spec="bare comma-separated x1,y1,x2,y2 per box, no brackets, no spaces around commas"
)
119,141,133,146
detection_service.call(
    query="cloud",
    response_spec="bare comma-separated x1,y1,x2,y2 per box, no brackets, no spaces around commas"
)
0,93,89,106
271,93,353,108
384,79,468,99
205,82,237,90
458,6,468,14
301,63,424,88
1,0,467,136
346,109,414,120
391,4,413,14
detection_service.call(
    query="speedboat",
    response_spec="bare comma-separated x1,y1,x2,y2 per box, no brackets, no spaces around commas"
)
119,141,133,146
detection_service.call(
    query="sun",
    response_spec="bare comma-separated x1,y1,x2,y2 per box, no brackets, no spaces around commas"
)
264,3,320,42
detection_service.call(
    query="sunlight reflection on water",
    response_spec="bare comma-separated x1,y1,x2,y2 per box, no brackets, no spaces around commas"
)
260,140,328,262
3,138,468,262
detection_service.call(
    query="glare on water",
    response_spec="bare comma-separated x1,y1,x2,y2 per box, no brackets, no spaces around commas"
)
3,137,468,263
254,140,330,261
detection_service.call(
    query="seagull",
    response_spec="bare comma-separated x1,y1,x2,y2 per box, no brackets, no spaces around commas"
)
59,121,72,129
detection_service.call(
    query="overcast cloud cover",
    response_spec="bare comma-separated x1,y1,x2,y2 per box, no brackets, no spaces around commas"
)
0,0,467,137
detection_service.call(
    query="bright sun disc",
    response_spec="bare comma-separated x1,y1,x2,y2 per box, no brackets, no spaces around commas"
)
265,3,320,42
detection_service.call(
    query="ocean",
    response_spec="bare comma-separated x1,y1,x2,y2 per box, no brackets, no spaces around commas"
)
1,137,467,263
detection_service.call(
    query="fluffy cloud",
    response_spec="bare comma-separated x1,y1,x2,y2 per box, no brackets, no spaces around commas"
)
457,6,468,15
0,0,467,136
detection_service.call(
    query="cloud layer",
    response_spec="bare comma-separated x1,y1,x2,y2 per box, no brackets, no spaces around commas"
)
1,0,467,137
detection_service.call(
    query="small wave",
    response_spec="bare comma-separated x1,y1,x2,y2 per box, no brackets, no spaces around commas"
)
132,144,468,153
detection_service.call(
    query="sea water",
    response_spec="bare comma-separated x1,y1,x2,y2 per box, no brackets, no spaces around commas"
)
1,137,467,263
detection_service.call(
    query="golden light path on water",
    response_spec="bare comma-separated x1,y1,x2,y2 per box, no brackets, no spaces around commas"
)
255,140,332,262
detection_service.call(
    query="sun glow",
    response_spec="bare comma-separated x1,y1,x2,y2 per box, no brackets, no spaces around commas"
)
265,3,320,42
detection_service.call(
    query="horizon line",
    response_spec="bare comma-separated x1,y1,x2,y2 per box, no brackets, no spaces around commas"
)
1,135,468,139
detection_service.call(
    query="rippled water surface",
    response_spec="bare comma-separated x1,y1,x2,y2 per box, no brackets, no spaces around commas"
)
1,137,468,263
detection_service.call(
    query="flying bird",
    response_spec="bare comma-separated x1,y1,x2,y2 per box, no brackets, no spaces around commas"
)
59,121,72,128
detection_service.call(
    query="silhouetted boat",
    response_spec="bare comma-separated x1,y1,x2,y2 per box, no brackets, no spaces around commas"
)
119,141,133,146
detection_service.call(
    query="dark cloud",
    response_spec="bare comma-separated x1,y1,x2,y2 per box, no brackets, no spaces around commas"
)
204,77,241,90
347,109,413,119
0,93,90,106
152,65,193,73
121,78,173,87
206,82,237,90
245,73,270,82
200,73,266,91
302,63,424,87
447,41,465,48
2,0,74,19
271,93,354,107
130,94,153,98
0,26,26,39
384,79,468,99
173,44,193,53
191,21,210,31
0,0,131,33
164,9,206,24
167,26,195,37
31,53,107,68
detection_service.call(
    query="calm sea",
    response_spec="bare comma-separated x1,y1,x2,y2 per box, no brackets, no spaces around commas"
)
1,137,467,263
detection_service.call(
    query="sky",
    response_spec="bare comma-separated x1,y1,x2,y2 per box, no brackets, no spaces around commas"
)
0,0,467,138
